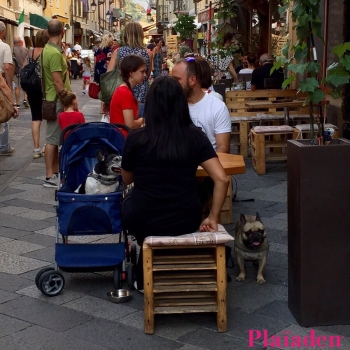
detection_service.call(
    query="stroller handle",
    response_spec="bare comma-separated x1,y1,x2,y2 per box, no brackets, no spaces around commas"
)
59,123,131,147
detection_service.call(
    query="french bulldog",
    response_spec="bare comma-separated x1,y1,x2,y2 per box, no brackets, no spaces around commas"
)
77,150,122,194
234,212,269,284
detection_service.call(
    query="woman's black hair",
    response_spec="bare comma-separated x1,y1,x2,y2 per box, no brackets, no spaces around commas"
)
195,57,212,89
140,76,199,161
120,54,146,97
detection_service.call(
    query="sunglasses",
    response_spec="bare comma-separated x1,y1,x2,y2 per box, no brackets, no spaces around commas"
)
184,57,199,77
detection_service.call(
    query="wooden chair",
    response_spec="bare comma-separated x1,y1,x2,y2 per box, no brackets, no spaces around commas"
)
143,226,233,334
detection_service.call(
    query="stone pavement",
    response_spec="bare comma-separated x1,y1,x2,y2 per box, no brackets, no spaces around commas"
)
1,80,350,349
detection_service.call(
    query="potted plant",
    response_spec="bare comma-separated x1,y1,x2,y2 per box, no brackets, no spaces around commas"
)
273,0,350,327
173,13,196,50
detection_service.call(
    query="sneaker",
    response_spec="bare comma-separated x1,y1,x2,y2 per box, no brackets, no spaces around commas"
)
43,174,58,188
15,104,20,108
33,149,43,159
0,146,15,156
82,91,86,95
134,281,144,294
23,100,29,108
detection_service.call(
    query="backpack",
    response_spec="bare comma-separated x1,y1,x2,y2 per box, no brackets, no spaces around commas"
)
20,51,41,93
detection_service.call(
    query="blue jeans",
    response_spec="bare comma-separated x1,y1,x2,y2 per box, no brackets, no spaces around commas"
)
138,103,145,117
0,122,9,151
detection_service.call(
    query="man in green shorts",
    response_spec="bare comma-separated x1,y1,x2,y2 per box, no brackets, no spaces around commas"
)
41,19,71,187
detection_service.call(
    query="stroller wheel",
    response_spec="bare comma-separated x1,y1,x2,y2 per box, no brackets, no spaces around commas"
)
127,263,135,290
39,270,65,297
113,266,121,289
130,244,137,265
35,267,54,289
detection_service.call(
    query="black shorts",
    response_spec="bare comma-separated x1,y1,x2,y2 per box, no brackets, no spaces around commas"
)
27,90,43,121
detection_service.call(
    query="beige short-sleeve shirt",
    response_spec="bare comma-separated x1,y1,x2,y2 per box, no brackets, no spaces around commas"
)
0,39,13,70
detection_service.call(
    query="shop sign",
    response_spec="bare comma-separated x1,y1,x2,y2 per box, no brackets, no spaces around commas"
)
198,9,212,23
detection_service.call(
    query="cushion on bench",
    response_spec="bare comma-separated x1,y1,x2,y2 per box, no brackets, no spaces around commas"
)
256,113,284,120
294,123,338,131
253,125,294,134
230,116,260,122
144,224,234,246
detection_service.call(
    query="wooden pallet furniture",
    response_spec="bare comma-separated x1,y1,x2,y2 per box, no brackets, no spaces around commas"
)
250,125,295,175
293,123,339,140
143,226,234,334
226,89,309,158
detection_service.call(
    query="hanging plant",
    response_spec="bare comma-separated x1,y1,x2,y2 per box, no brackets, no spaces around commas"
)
272,0,350,143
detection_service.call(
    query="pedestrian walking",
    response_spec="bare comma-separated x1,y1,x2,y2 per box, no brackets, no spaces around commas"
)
151,38,163,78
41,19,71,188
22,29,49,159
0,21,15,156
81,56,91,94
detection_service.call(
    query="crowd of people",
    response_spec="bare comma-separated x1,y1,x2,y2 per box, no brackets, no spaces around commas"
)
0,18,284,291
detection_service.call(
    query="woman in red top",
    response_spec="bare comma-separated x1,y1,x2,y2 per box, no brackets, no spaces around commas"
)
109,54,146,135
57,89,85,133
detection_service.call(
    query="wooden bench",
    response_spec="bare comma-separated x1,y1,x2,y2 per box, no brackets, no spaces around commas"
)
225,89,310,158
143,226,234,334
250,125,295,175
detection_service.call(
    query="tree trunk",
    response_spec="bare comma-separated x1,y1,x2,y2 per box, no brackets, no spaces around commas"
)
341,0,350,121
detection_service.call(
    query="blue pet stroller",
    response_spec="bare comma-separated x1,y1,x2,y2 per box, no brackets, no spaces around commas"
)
35,122,136,297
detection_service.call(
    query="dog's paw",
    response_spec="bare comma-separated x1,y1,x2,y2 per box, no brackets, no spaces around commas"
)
256,276,266,284
236,274,246,282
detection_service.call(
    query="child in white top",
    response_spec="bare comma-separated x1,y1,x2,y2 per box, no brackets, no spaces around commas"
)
81,57,92,94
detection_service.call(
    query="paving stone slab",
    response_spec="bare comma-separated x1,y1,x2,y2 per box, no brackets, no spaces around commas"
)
16,285,84,305
2,198,56,212
253,300,297,325
0,272,35,292
266,251,288,269
19,232,55,247
0,205,31,215
269,242,288,254
65,317,184,350
0,295,95,332
0,251,50,274
23,246,55,263
177,327,248,350
15,208,56,220
0,325,108,350
0,212,53,231
0,236,13,243
64,295,137,320
0,240,44,254
0,226,32,239
0,187,26,195
0,313,31,338
0,288,21,303
178,345,207,350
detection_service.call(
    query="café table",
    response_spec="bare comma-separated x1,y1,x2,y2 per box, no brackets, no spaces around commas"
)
196,152,246,224
196,152,246,177
245,99,307,124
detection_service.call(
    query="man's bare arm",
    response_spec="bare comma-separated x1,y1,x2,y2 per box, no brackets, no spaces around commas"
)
51,71,65,93
216,132,231,153
3,63,13,89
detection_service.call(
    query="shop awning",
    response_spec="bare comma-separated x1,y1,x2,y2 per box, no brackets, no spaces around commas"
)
29,13,49,29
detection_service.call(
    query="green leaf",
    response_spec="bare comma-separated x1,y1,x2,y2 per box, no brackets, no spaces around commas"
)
294,46,307,61
287,63,307,74
278,4,289,14
281,40,290,57
209,19,216,24
308,89,325,104
325,72,350,87
299,77,319,92
332,42,350,58
331,89,342,99
282,75,296,88
340,55,350,71
306,62,321,74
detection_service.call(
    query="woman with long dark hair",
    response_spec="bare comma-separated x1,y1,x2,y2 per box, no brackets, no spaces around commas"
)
109,54,146,135
121,76,229,291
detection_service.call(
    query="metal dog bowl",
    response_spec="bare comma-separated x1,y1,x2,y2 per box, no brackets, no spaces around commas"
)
107,289,132,303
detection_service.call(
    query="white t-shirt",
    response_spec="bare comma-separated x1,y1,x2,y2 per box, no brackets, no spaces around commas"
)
206,90,223,101
188,93,231,151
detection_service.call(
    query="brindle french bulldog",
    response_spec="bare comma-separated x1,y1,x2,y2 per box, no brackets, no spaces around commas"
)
234,212,269,284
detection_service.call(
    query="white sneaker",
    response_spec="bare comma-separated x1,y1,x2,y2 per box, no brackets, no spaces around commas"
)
43,174,58,188
33,149,43,159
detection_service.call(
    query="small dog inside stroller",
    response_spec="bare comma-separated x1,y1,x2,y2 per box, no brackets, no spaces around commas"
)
35,122,136,297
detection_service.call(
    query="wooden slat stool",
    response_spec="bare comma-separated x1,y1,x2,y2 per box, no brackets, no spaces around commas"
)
143,225,234,334
250,125,294,175
293,123,339,140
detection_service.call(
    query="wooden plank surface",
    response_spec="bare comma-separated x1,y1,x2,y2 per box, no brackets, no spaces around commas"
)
143,243,155,334
153,263,217,271
154,277,217,285
154,291,215,299
245,100,306,109
154,305,218,314
155,298,216,307
153,284,217,293
153,256,215,265
216,245,227,332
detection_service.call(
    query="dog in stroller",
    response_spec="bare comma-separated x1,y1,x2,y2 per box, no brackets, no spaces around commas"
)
35,123,136,297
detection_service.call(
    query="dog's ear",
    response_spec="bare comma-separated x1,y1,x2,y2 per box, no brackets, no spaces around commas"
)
96,150,106,162
239,213,247,225
256,212,263,223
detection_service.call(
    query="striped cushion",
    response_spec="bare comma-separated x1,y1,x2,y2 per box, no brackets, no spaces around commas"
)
253,125,294,134
294,123,338,131
144,224,234,246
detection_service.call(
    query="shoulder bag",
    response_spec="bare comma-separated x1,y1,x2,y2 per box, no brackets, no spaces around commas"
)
98,49,122,105
0,85,15,123
41,50,66,121
88,80,100,99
